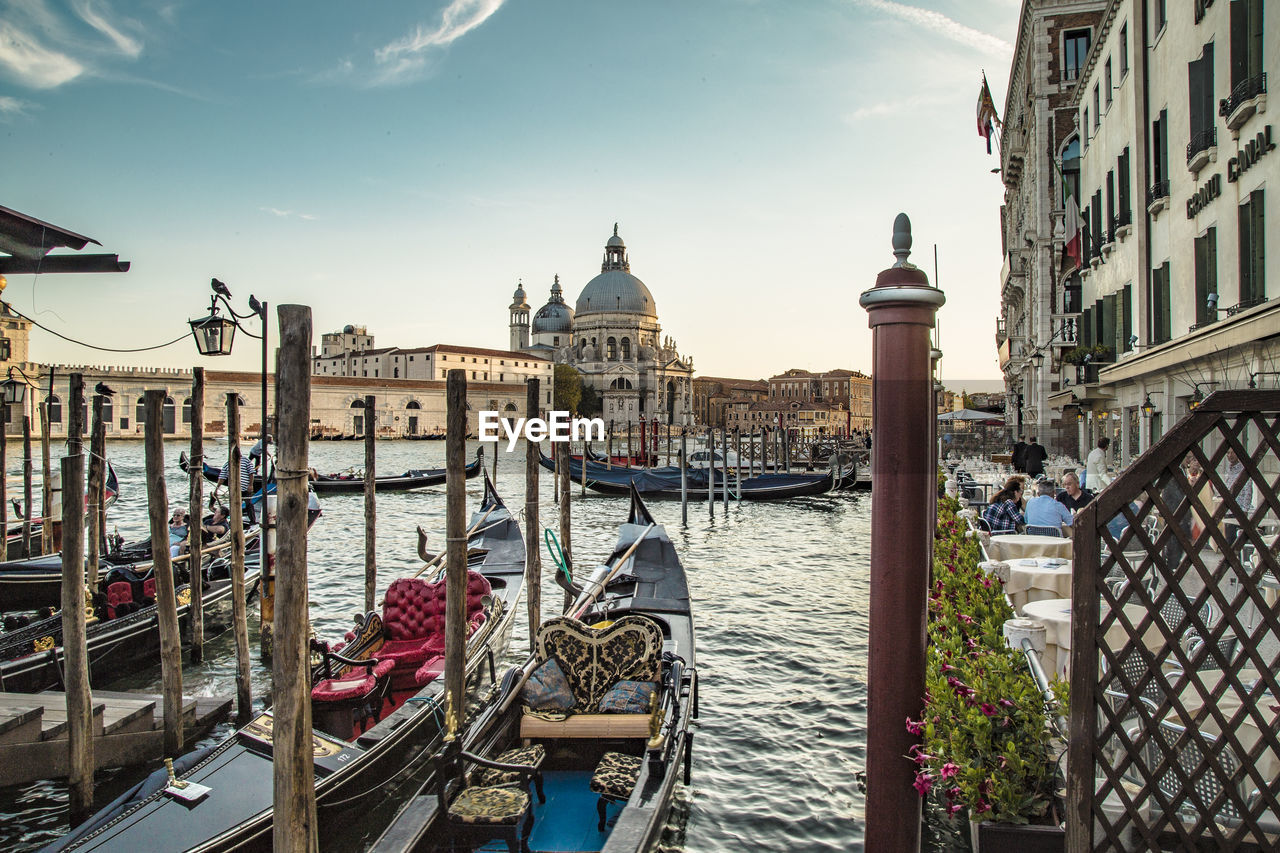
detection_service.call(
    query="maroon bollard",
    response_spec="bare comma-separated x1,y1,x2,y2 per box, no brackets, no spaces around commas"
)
858,213,945,852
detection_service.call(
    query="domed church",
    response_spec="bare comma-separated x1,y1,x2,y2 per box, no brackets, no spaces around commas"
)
508,225,694,425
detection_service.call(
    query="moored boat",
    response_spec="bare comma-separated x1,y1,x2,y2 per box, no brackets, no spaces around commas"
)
43,472,525,853
370,483,697,853
541,450,838,500
308,448,484,494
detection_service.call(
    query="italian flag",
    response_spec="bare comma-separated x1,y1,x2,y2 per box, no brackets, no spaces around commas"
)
1060,161,1083,270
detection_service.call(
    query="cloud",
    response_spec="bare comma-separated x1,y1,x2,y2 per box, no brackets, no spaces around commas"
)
0,94,35,117
0,0,145,90
373,0,505,84
851,0,1013,57
261,207,318,221
0,21,85,88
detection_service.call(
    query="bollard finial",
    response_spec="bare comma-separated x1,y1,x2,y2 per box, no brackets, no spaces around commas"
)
892,213,914,268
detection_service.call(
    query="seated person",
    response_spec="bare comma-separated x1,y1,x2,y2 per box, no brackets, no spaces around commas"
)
1056,471,1094,512
168,509,189,557
1025,480,1073,536
982,478,1025,534
202,506,230,542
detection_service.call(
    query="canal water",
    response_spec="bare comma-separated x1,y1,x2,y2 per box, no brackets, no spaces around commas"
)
1,438,870,851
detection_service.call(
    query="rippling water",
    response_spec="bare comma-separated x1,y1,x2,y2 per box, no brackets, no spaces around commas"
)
1,438,870,852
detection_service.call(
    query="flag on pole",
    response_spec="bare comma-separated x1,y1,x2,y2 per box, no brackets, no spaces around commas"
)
976,73,1001,154
1052,157,1084,270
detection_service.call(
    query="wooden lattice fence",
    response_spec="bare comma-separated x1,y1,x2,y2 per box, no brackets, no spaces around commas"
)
1067,390,1280,851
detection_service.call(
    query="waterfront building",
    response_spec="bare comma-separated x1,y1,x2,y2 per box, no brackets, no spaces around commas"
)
996,0,1106,460
1045,0,1279,467
511,226,695,426
732,399,844,439
691,377,768,428
765,368,872,432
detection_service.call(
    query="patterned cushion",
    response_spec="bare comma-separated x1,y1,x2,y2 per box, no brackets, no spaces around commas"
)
589,751,642,800
383,573,492,641
598,680,657,714
448,785,530,826
470,744,546,788
534,615,664,712
520,658,576,711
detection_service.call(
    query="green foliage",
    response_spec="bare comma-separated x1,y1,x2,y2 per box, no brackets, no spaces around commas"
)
554,364,583,414
908,498,1062,825
1062,344,1113,365
578,383,602,418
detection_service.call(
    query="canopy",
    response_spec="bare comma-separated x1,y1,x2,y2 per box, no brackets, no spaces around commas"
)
938,408,1005,422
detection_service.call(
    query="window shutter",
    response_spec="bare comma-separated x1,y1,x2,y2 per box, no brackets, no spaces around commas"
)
1231,0,1248,88
1107,171,1116,231
1103,293,1117,355
1118,148,1131,221
1189,54,1205,138
1239,195,1253,302
1195,232,1209,325
1122,284,1133,349
1082,307,1094,347
1161,263,1172,341
1250,190,1265,302
1206,227,1218,308
1248,0,1264,79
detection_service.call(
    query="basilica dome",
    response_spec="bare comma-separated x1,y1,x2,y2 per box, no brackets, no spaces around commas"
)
575,224,657,317
532,275,574,333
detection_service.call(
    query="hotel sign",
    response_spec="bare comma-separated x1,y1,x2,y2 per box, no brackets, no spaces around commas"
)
1227,125,1275,183
1187,173,1222,219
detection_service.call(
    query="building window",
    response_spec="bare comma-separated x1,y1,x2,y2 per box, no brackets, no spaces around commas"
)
1106,170,1116,238
621,337,631,359
1063,29,1091,81
1151,109,1169,191
606,337,617,360
1120,23,1129,75
1118,147,1131,224
182,397,192,424
1093,85,1101,127
1149,261,1172,344
1188,43,1216,160
47,395,62,424
1229,0,1265,95
1083,108,1090,144
1061,137,1081,208
1105,58,1113,107
1239,190,1266,305
1194,227,1219,326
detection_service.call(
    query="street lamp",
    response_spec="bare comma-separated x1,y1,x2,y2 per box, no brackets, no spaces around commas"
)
188,299,237,357
1141,394,1158,418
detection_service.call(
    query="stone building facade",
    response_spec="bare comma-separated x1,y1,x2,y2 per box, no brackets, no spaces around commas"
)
512,226,695,427
765,368,872,432
691,376,769,428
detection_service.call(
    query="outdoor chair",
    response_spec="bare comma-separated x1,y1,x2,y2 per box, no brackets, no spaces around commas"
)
1025,525,1064,537
1143,719,1242,827
433,740,541,853
1159,597,1239,671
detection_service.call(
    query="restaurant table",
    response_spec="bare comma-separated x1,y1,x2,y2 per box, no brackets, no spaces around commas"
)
1005,558,1073,614
1022,598,1167,678
987,534,1074,562
1172,669,1280,782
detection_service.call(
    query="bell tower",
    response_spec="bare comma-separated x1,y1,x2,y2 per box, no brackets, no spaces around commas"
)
509,280,530,351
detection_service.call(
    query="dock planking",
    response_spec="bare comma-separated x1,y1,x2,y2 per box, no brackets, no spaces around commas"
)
0,690,231,787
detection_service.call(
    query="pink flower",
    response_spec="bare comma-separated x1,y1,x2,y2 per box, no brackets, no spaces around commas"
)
940,762,959,779
975,798,991,815
946,802,963,817
958,614,975,625
905,717,925,736
981,703,998,717
999,698,1016,708
913,772,934,796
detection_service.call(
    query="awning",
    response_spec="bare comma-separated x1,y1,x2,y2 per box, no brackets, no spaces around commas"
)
0,204,130,274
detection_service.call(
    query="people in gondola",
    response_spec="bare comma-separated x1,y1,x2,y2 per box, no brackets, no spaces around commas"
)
202,506,230,542
217,451,256,495
169,509,189,557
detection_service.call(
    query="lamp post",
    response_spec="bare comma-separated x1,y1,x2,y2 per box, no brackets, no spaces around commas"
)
190,279,270,651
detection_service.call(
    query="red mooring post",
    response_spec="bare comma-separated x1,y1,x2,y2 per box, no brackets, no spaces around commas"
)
858,213,945,851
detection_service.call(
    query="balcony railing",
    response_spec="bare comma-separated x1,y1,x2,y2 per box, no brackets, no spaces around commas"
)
1146,179,1170,209
1052,315,1079,346
1221,73,1267,117
1187,127,1217,164
1226,295,1270,316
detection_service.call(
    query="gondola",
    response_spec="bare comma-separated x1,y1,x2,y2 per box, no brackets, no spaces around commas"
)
308,447,484,494
45,471,525,853
0,526,263,694
541,450,838,500
369,482,697,853
5,463,120,560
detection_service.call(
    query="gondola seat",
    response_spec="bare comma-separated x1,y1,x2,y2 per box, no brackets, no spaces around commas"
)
518,615,664,739
378,573,492,691
435,742,542,853
310,639,396,739
590,751,642,831
105,581,140,619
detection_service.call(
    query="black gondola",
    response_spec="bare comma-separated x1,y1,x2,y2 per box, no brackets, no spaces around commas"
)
44,472,525,853
308,448,484,494
540,449,838,500
4,463,120,561
370,483,696,853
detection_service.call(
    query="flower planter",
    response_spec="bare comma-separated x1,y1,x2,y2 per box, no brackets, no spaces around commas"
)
970,820,1065,853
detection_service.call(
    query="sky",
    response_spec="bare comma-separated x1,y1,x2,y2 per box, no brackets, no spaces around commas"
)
1,0,1020,392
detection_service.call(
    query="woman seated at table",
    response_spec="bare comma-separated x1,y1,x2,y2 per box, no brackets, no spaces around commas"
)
1024,479,1073,537
982,477,1025,534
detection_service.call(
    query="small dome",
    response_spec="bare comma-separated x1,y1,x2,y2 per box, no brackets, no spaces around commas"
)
532,275,575,333
606,222,625,248
343,324,355,334
575,225,657,317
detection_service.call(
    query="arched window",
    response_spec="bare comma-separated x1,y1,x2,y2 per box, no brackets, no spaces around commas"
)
606,337,617,360
135,397,145,427
621,337,631,359
504,402,518,412
1060,136,1080,208
182,397,193,424
393,367,400,378
350,399,364,408
47,395,62,424
101,397,113,428
406,400,421,410
162,396,176,434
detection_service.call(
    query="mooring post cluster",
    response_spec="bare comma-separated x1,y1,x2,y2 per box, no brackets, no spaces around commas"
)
858,214,945,852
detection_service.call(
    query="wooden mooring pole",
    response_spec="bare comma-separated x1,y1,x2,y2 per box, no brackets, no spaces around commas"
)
22,413,32,557
40,399,53,556
188,367,205,664
525,378,541,650
444,369,468,739
364,394,377,613
680,430,688,526
557,439,572,609
707,428,714,519
1,404,7,561
722,428,730,511
858,214,944,853
226,393,252,723
86,395,105,589
144,390,184,757
62,374,92,824
272,305,318,853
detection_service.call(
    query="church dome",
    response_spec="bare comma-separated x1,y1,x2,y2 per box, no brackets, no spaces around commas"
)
532,275,574,333
575,224,657,317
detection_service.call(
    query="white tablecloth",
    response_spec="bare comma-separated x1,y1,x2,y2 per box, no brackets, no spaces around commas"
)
1005,558,1073,613
987,534,1073,562
1022,598,1166,678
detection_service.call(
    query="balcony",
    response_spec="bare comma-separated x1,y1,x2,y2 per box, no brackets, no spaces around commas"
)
1187,127,1218,172
1000,255,1027,307
996,316,1008,346
1194,0,1214,23
1220,73,1267,132
1147,180,1170,216
1227,295,1270,316
1051,314,1080,347
1114,211,1134,242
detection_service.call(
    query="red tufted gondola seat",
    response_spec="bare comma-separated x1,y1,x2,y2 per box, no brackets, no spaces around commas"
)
379,573,492,691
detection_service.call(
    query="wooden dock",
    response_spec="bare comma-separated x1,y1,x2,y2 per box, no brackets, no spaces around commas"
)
0,690,232,786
